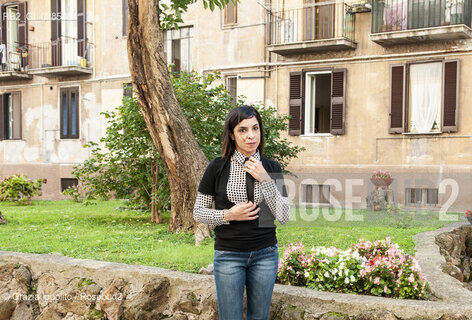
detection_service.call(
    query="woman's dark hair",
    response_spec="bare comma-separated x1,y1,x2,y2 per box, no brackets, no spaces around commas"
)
222,105,264,157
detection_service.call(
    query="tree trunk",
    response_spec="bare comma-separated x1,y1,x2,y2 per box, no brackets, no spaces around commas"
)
150,161,162,224
127,0,209,235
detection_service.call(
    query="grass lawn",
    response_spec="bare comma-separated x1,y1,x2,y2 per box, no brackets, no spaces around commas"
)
0,200,459,273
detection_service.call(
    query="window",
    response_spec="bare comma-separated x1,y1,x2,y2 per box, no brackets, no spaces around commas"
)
0,92,21,140
123,82,133,98
226,76,237,106
61,178,78,192
405,188,438,206
0,2,27,72
224,0,237,25
390,60,459,133
60,87,79,139
303,0,334,41
122,0,128,37
51,0,86,67
163,26,193,73
289,69,346,136
301,184,330,204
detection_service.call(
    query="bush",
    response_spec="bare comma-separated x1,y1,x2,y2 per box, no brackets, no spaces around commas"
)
0,175,45,205
72,72,304,211
277,237,427,299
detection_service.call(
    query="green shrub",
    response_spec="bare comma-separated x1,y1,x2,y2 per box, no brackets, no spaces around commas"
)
72,72,304,211
0,175,45,205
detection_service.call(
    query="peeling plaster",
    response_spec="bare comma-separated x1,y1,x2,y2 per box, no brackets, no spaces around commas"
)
4,141,26,163
24,147,40,162
57,141,88,163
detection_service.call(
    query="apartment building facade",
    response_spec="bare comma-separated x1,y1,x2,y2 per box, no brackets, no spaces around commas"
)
1,0,471,212
182,0,472,212
0,0,132,198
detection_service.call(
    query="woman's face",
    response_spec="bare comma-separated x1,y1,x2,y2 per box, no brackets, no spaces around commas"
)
231,116,261,157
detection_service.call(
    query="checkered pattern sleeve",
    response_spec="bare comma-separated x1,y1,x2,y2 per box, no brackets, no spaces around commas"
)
260,180,290,224
193,192,229,227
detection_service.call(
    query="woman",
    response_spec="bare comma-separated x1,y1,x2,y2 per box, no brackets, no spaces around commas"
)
193,105,290,320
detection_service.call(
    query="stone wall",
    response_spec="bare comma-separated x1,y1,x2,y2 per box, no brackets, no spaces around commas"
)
435,224,472,289
1,249,472,320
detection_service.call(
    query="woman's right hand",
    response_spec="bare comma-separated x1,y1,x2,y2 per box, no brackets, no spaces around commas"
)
225,202,260,221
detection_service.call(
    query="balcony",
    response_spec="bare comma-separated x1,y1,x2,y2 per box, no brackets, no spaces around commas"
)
267,2,357,56
27,37,93,77
371,0,472,45
0,45,32,81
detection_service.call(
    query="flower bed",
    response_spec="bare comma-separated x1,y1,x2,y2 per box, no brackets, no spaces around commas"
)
277,237,427,299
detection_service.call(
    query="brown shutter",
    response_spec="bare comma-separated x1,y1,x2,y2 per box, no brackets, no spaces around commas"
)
442,60,459,133
289,72,302,136
0,5,5,45
18,2,27,46
122,0,128,37
0,94,5,141
330,69,346,135
51,0,61,66
77,0,86,57
390,64,405,133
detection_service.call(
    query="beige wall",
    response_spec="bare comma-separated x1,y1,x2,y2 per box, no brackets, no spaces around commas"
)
0,0,131,199
1,0,471,210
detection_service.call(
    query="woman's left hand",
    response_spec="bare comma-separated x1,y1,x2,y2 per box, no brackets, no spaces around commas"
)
244,157,271,182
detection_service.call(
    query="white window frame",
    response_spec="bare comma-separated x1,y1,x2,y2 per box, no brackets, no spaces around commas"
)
304,70,332,136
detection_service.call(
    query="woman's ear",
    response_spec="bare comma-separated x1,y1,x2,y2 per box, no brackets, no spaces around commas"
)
229,133,234,140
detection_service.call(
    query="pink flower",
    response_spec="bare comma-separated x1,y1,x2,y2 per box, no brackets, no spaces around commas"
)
383,286,388,293
408,274,415,283
374,277,381,285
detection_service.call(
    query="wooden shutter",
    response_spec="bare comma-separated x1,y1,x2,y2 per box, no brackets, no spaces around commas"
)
289,72,302,136
77,0,86,57
390,64,405,133
11,92,21,140
51,0,61,66
442,60,459,133
330,69,346,135
18,2,27,46
122,0,128,37
0,94,4,141
0,5,5,45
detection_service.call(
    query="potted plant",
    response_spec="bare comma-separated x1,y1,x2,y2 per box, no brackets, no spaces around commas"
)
370,169,393,188
466,210,472,224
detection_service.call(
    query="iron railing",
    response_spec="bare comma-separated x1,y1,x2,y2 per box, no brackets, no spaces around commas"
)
269,2,355,45
0,43,28,72
372,0,472,33
27,37,93,70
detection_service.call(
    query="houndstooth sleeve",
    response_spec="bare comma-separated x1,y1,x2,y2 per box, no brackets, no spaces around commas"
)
193,192,229,227
260,180,290,224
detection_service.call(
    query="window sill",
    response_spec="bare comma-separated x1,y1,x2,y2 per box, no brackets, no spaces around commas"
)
0,139,24,142
301,133,333,137
402,131,442,136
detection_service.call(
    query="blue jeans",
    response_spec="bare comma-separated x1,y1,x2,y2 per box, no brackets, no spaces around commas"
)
213,245,279,320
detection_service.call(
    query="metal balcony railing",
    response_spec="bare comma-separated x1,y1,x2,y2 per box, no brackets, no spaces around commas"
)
0,43,28,73
269,2,355,45
372,0,472,33
27,37,93,70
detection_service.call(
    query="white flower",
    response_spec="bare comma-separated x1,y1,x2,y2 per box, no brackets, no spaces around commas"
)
350,275,356,282
304,270,310,278
324,271,330,278
344,277,350,284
